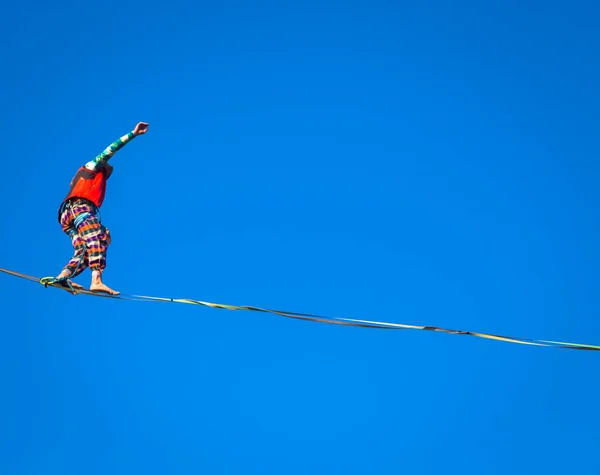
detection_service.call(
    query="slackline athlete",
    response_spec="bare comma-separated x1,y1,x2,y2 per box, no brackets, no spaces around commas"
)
52,122,149,295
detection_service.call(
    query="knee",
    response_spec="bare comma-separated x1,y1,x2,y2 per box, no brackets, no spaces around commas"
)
74,239,87,255
98,226,112,248
104,228,112,247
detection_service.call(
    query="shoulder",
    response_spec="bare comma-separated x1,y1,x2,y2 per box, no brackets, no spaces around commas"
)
78,164,100,178
84,161,102,172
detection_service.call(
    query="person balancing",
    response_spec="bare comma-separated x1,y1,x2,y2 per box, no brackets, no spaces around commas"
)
51,122,150,295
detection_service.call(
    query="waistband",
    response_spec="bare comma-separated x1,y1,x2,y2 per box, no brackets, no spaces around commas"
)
60,198,102,226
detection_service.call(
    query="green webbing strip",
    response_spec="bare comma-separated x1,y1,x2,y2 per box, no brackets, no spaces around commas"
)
1,266,599,351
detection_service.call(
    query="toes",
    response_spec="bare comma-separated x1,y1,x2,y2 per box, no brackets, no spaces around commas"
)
91,286,119,296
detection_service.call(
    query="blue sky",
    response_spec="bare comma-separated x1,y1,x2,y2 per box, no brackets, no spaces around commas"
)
1,0,599,473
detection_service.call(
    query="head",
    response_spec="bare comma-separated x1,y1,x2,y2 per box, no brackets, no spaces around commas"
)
103,163,114,179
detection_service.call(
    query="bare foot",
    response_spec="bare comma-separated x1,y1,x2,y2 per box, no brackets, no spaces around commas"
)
57,279,84,291
56,271,71,281
90,281,120,295
55,272,83,292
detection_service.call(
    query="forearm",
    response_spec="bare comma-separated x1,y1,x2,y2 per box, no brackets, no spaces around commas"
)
85,131,136,171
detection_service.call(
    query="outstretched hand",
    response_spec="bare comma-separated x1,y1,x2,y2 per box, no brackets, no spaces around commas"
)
133,122,149,136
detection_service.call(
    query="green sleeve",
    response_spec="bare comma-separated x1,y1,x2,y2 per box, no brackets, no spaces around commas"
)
85,131,135,170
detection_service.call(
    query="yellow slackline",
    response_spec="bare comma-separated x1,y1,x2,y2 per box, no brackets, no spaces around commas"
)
1,266,599,351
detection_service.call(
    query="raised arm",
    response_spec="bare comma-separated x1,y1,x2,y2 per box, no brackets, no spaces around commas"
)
85,122,149,171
